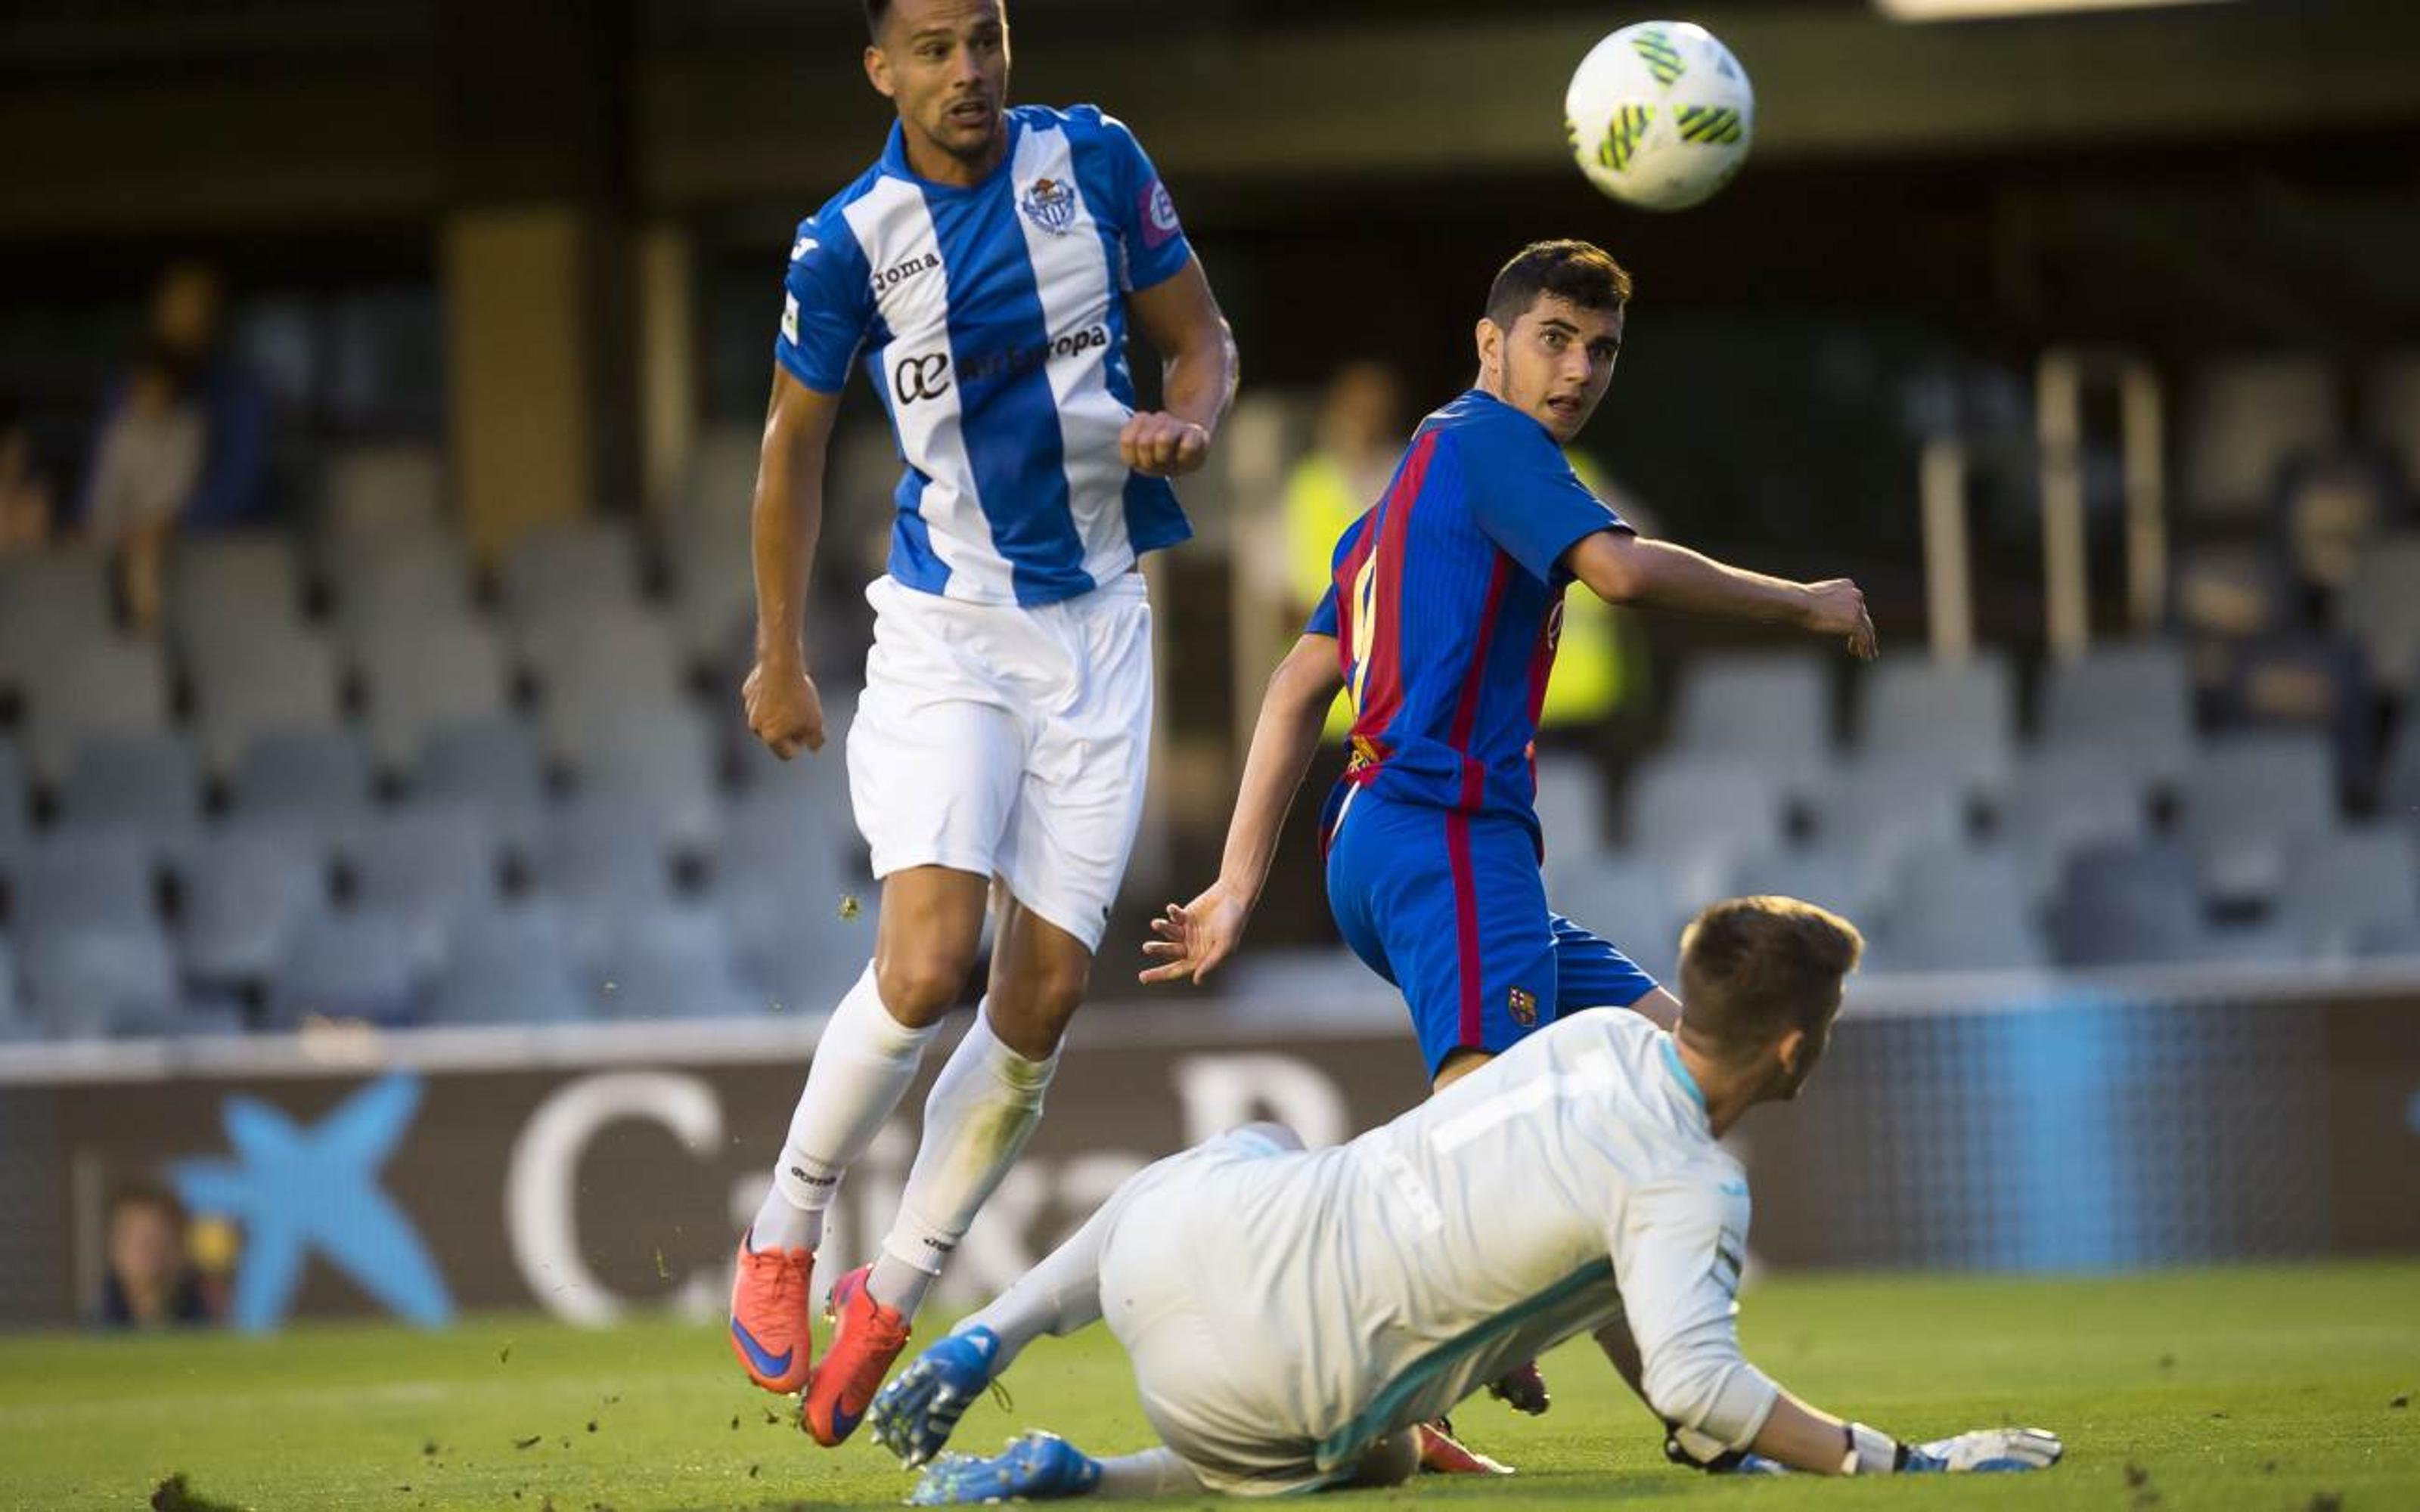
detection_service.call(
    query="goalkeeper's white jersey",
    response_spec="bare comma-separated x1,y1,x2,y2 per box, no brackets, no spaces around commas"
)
1128,1009,1779,1477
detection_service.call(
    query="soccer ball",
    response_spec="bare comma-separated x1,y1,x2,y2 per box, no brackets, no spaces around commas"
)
1564,20,1754,212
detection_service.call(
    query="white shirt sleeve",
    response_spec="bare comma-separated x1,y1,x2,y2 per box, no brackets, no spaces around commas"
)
1607,1173,1779,1450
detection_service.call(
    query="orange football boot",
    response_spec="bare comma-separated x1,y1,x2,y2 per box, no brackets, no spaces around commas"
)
800,1265,912,1446
727,1228,816,1394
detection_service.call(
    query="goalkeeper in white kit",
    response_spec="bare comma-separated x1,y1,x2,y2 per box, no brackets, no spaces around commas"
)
870,896,2064,1501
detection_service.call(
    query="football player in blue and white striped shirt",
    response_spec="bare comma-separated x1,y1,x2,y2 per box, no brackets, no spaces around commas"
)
728,0,1237,1449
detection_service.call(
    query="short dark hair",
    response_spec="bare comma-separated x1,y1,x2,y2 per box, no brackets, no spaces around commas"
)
1483,240,1633,330
1676,897,1863,1064
865,0,890,41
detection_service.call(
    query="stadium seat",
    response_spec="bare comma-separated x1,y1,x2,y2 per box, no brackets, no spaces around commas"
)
427,901,588,1026
716,782,863,1011
1720,841,1897,936
2177,730,2341,901
329,525,475,652
358,618,512,771
20,925,182,1038
414,717,550,851
2179,356,2340,522
175,819,330,987
1853,649,2016,796
2280,826,2420,959
268,912,420,1027
341,804,500,976
2337,531,2420,689
2037,639,2196,791
1531,751,1608,851
499,519,644,625
1998,745,2151,904
666,507,753,668
718,776,855,891
1872,845,2046,974
571,704,721,846
521,607,689,758
588,904,759,1021
54,732,204,863
2052,838,2204,968
324,442,445,540
1804,758,1969,865
0,547,112,694
191,625,345,776
23,637,170,782
169,531,305,649
537,794,681,962
231,727,377,825
14,827,156,939
1668,649,1834,794
0,934,26,1040
1544,854,1686,984
1620,754,1788,890
0,739,29,867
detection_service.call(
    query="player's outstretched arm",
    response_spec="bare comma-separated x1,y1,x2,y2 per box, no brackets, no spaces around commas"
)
1140,632,1343,986
1566,531,1877,661
743,367,842,759
1122,257,1236,479
1684,1391,2062,1476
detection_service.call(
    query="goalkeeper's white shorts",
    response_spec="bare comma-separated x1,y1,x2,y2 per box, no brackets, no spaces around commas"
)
1096,1128,1344,1498
846,572,1154,953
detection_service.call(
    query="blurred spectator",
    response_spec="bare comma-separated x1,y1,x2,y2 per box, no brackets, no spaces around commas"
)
0,393,55,556
95,1182,218,1329
82,344,203,631
1284,361,1405,737
74,264,274,614
141,262,271,528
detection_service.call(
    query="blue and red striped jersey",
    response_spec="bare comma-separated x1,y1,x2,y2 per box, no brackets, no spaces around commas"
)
1307,389,1631,832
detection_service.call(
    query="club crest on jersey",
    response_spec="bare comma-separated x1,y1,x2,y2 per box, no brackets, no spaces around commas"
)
1509,986,1538,1027
1021,176,1078,234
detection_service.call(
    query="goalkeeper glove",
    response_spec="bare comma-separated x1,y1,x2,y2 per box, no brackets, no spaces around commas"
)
1841,1422,2064,1474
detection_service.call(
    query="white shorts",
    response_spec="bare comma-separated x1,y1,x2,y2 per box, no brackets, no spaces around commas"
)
1097,1130,1342,1498
846,572,1153,953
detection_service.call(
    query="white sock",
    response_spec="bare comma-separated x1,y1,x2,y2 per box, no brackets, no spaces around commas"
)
952,1183,1117,1374
749,963,935,1253
871,1002,1057,1317
1095,1446,1205,1498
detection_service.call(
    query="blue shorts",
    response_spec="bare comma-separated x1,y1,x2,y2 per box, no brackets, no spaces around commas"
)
1324,788,1659,1077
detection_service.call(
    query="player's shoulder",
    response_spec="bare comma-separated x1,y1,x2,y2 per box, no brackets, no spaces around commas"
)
1426,391,1560,476
793,163,889,250
1019,101,1137,145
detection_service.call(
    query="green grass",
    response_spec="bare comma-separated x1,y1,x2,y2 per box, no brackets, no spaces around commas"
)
2,1264,2415,1510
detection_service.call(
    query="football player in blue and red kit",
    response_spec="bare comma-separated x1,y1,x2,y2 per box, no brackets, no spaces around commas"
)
1138,238,1876,1474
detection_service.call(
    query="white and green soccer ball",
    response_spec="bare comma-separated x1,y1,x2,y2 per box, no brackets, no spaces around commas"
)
1564,20,1754,212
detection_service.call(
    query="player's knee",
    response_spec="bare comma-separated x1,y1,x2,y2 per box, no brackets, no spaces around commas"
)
989,956,1091,1049
876,951,975,1021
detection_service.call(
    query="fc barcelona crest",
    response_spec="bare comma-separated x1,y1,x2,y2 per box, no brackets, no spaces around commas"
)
1021,176,1078,234
1508,986,1538,1027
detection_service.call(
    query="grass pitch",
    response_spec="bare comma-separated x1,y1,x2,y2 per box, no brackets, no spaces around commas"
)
1,1263,2413,1510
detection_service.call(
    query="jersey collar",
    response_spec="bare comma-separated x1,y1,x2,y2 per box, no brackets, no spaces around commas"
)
1658,1032,1711,1127
879,114,1022,194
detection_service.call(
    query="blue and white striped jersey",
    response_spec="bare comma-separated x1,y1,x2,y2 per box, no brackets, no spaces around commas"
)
776,104,1197,607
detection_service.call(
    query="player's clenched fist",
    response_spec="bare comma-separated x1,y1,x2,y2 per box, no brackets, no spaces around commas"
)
1801,578,1877,662
1119,411,1210,479
743,655,826,760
